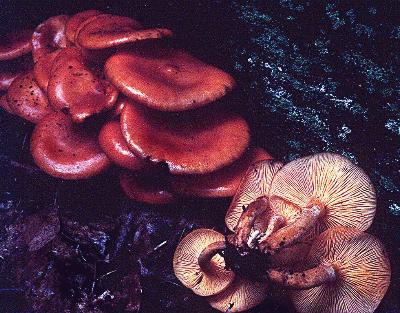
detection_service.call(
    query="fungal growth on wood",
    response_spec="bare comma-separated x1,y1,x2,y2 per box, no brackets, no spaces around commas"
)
0,9,392,313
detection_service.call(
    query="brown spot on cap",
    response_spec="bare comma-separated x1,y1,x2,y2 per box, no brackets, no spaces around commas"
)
32,15,69,62
99,120,149,171
173,229,235,296
0,29,33,61
207,277,268,312
30,112,110,179
291,227,391,313
119,170,175,205
105,45,236,111
225,159,283,232
120,101,250,174
65,10,102,43
171,147,272,198
7,71,53,123
47,47,118,123
269,153,376,239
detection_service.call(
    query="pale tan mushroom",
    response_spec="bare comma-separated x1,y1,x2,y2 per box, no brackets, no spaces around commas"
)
225,159,283,232
207,277,268,312
173,228,235,296
259,153,376,254
267,227,391,313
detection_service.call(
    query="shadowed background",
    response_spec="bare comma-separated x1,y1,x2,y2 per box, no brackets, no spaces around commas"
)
0,1,399,312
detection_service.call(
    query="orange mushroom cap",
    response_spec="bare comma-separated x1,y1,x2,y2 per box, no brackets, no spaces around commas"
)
225,159,284,232
119,170,175,205
76,14,172,50
269,152,376,238
0,93,14,114
105,45,236,111
207,277,268,312
65,10,101,43
290,227,391,313
98,120,149,171
6,72,54,123
120,102,250,174
170,147,272,198
47,47,119,123
32,15,69,62
30,111,110,179
33,49,62,91
0,29,33,61
109,96,130,117
173,228,235,296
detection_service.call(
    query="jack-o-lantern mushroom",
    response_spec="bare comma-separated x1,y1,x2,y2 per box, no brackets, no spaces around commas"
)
170,147,272,198
47,47,119,123
258,152,376,254
31,15,69,63
30,111,110,179
207,277,268,312
76,14,172,50
173,229,235,296
32,15,70,91
225,159,284,242
267,227,391,313
6,72,54,123
105,44,236,111
65,10,102,44
119,170,175,205
0,29,33,61
33,49,62,91
120,102,250,175
98,120,149,171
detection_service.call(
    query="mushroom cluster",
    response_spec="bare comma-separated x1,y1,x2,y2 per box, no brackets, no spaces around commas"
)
174,153,391,312
0,11,271,204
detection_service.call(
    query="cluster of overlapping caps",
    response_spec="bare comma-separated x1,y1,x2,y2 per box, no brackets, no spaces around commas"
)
0,10,272,203
173,153,392,313
0,11,392,313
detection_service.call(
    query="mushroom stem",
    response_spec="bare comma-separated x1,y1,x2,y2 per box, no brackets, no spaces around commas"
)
257,214,286,243
198,241,226,271
259,205,322,254
234,196,269,248
267,263,336,289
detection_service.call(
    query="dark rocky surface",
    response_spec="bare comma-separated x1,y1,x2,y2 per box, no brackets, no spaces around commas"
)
0,1,399,312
